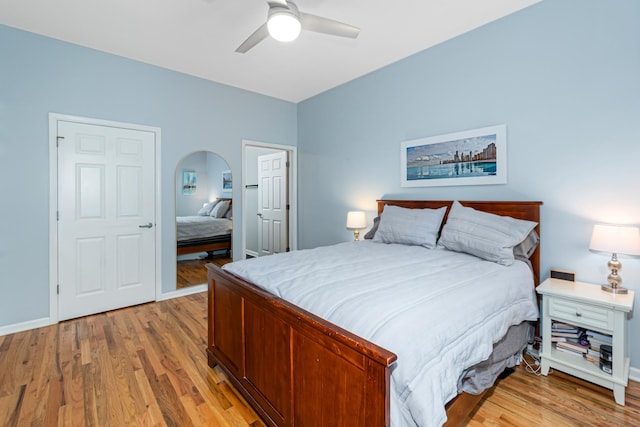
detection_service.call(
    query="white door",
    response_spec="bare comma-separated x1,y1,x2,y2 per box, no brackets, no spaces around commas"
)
257,151,289,256
57,120,156,320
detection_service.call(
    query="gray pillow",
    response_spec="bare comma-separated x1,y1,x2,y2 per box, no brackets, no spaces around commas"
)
364,216,380,240
438,201,537,266
210,200,230,218
224,204,233,219
197,200,218,216
514,229,539,260
372,205,447,248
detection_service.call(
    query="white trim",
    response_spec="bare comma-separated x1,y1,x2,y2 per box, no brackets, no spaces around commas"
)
48,113,162,324
245,249,259,258
0,317,51,336
157,284,207,301
630,367,640,383
241,139,297,259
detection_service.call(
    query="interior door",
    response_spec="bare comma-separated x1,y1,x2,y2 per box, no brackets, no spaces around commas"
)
57,120,156,320
257,151,289,256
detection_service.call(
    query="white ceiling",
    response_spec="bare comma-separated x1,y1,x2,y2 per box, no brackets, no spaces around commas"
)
0,0,540,103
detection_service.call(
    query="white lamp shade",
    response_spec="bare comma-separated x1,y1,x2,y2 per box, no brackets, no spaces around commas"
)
589,224,640,256
267,12,301,42
346,211,366,229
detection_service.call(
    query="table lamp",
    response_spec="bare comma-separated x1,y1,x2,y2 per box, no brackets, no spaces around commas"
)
346,211,367,241
589,224,640,294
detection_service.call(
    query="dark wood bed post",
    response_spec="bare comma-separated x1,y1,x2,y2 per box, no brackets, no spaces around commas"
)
207,200,542,427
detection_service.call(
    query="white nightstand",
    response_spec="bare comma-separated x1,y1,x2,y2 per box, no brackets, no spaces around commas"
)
537,278,634,405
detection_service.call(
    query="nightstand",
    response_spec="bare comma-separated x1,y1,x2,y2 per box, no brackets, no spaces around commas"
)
537,278,634,405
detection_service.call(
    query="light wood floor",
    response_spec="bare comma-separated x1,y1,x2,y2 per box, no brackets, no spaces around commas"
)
1,292,639,426
176,255,231,289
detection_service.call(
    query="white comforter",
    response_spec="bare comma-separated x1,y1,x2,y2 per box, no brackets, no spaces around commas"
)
176,216,232,241
223,241,538,427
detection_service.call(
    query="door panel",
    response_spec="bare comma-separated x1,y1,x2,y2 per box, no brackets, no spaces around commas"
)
76,237,106,294
257,151,288,256
58,120,156,320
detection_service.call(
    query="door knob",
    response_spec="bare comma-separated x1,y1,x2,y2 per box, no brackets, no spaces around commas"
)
257,213,263,217
139,222,153,228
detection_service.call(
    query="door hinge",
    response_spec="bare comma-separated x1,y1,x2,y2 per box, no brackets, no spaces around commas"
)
56,211,59,221
286,161,290,167
56,136,64,147
286,204,290,210
57,284,60,295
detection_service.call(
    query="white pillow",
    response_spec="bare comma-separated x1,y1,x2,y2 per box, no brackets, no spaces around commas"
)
438,201,537,266
372,205,447,248
197,200,218,216
210,200,230,218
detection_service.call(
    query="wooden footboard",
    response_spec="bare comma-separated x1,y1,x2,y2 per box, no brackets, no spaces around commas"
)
207,264,397,427
206,200,542,426
177,236,231,255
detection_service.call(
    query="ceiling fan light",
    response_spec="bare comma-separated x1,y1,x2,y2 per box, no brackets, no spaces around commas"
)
267,12,301,42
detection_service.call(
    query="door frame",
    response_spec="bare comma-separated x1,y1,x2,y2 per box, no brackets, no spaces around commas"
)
241,139,297,259
48,113,162,324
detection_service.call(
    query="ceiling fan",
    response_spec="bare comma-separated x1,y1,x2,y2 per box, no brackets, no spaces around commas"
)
236,0,360,53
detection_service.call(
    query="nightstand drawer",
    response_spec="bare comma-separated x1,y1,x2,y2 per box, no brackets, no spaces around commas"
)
548,297,613,331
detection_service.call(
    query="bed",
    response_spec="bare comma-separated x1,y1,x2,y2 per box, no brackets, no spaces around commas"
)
206,199,542,426
176,198,232,257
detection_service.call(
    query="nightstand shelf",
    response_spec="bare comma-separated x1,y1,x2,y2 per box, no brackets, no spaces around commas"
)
537,278,634,405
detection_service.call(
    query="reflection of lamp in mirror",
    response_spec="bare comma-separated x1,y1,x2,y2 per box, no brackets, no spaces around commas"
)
589,224,640,294
346,211,367,241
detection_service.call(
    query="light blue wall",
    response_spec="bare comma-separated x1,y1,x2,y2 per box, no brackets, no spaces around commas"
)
3,0,640,369
206,152,232,201
298,0,640,366
176,151,210,217
0,25,296,326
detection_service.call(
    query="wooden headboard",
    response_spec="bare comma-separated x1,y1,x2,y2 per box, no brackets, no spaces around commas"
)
377,200,543,286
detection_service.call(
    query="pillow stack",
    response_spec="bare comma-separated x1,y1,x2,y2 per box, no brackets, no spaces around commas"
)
198,200,219,216
437,201,537,266
372,205,447,249
210,200,230,218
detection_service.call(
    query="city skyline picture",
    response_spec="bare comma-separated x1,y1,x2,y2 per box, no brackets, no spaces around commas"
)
400,125,507,187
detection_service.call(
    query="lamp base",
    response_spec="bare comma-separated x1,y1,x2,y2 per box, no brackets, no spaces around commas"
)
601,284,629,294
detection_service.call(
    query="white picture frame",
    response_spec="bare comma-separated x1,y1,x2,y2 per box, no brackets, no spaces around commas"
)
400,125,507,187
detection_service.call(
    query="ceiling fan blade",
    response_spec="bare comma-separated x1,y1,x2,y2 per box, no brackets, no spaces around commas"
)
267,0,288,6
300,13,360,39
236,23,269,53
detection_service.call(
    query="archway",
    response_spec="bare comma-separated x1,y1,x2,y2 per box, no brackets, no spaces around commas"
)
175,151,232,289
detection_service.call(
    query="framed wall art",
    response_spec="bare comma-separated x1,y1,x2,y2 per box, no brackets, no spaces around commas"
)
400,125,507,187
222,170,232,192
182,171,197,195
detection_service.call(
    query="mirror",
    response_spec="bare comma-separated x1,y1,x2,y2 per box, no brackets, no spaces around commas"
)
175,151,233,289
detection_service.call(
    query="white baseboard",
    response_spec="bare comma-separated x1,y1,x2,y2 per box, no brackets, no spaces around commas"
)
0,317,51,337
157,284,207,301
629,367,640,383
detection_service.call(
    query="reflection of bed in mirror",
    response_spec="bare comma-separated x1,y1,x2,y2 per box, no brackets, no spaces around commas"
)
177,198,232,257
206,199,542,427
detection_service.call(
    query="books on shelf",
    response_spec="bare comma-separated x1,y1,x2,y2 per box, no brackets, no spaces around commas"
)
584,353,599,364
555,346,585,357
586,330,613,343
556,341,589,354
550,321,613,366
551,331,581,338
552,321,578,330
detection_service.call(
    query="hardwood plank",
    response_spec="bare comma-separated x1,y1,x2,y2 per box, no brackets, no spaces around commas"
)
1,292,640,426
177,256,231,289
